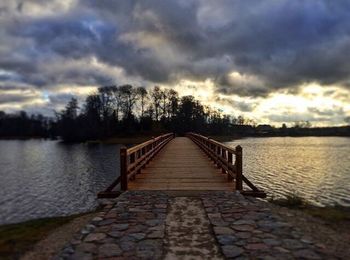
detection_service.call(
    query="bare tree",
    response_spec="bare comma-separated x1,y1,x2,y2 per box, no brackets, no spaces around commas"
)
119,85,138,119
136,86,148,118
98,86,114,120
150,86,162,121
111,86,123,121
168,89,179,118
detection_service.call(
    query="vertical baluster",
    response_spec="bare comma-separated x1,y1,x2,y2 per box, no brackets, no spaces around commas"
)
221,148,226,173
211,143,215,161
120,146,128,191
137,150,141,174
227,151,233,181
142,147,146,169
235,145,243,190
216,146,221,168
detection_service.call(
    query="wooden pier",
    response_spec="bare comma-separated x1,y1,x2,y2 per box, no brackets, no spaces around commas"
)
58,134,333,260
98,133,265,198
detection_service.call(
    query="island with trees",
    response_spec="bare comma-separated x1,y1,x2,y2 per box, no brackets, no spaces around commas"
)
0,85,349,142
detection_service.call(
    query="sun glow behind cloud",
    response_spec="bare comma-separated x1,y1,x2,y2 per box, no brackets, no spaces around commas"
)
0,0,350,126
170,80,350,127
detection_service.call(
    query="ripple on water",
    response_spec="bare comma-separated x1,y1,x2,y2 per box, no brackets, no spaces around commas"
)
0,137,350,224
0,140,120,225
226,137,350,207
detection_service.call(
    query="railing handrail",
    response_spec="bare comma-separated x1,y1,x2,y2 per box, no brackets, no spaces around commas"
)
98,133,174,198
127,133,172,154
189,132,238,155
186,132,266,197
124,133,174,183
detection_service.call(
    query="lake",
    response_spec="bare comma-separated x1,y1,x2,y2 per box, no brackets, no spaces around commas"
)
226,137,350,207
0,140,120,225
0,137,349,225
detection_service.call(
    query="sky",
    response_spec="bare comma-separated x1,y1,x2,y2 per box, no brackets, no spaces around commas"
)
1,0,350,126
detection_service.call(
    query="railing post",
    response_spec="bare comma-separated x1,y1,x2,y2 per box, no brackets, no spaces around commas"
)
221,149,226,174
120,146,128,191
151,136,155,154
216,146,221,168
137,150,141,175
227,151,233,181
235,145,243,190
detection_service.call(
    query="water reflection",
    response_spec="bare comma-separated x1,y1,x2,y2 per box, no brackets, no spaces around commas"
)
225,137,350,206
0,137,349,225
0,140,120,225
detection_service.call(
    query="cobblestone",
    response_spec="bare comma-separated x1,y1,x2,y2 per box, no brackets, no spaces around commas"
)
201,191,331,259
56,191,168,259
56,191,334,259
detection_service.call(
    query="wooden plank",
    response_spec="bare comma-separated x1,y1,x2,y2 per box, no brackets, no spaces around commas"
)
129,137,235,191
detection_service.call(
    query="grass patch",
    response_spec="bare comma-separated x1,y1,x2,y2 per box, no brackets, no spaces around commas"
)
304,206,350,222
269,194,350,222
0,214,86,260
269,194,307,208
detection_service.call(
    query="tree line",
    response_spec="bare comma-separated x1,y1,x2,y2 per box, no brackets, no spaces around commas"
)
55,85,246,141
1,85,349,141
0,111,52,138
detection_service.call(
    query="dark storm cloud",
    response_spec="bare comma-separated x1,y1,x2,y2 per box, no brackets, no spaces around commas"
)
0,83,33,91
216,74,269,97
48,93,75,106
308,106,345,117
214,96,256,112
0,93,38,104
84,0,350,94
1,0,350,100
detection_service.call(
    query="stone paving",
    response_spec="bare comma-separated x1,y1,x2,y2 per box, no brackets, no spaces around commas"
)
164,197,222,259
56,191,333,259
201,192,328,260
56,191,168,259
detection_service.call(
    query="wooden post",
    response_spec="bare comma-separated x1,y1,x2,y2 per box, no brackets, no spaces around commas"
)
221,148,226,174
120,146,128,191
235,145,243,190
151,137,155,158
137,150,141,174
216,146,221,168
227,151,233,181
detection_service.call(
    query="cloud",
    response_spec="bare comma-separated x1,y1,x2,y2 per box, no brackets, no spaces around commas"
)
213,96,257,113
0,0,350,125
3,0,350,91
0,93,37,104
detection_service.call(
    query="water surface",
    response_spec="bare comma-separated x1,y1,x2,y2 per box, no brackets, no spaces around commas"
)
0,140,120,225
226,137,350,206
0,137,349,225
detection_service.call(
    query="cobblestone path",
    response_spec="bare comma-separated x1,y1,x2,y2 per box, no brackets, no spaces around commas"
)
56,191,332,259
164,197,222,259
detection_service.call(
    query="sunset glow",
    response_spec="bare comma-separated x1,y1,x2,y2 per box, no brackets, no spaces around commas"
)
1,0,350,125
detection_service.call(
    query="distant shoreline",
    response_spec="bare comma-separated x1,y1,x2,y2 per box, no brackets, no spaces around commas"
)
1,133,350,143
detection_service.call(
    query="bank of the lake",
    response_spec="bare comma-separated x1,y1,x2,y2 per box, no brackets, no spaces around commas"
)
1,195,349,259
0,212,96,260
87,135,154,145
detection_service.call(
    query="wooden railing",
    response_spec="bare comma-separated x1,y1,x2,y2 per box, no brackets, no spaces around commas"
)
98,133,174,198
186,133,266,197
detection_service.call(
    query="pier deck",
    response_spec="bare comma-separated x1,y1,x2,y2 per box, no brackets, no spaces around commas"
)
128,137,234,191
98,132,266,198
